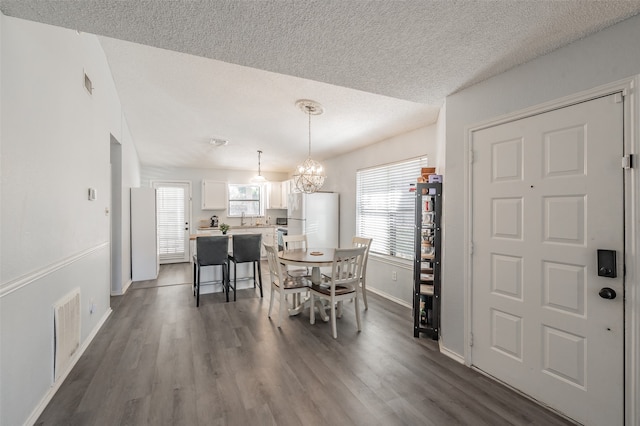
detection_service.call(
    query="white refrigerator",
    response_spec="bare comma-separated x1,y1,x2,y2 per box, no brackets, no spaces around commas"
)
287,192,339,248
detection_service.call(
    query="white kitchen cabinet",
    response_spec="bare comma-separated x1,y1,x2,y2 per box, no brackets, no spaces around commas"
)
281,180,292,209
201,180,227,210
267,181,292,210
131,187,159,281
268,182,284,209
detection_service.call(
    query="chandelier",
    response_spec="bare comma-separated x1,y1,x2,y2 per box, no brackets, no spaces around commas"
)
293,99,326,193
250,150,267,183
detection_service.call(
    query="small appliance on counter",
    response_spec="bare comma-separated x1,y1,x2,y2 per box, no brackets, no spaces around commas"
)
210,215,219,227
276,217,287,226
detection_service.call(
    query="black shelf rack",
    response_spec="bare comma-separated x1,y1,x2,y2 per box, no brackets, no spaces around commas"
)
413,182,442,339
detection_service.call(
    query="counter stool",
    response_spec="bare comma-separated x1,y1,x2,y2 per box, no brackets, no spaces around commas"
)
228,233,263,301
194,235,230,306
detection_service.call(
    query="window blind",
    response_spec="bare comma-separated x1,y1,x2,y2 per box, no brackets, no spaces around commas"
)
156,185,185,261
356,157,428,260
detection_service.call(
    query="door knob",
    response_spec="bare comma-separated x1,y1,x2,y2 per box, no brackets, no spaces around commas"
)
599,287,616,300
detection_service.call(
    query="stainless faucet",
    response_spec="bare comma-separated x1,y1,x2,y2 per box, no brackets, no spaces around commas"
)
241,212,245,226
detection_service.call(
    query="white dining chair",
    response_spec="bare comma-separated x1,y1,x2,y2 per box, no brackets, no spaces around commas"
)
309,246,366,338
264,243,310,327
352,236,373,310
282,234,309,277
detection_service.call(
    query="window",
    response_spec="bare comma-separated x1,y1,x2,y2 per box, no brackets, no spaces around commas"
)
356,157,428,260
228,183,265,217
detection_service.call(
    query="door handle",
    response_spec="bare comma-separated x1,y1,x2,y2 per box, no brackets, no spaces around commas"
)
599,287,617,299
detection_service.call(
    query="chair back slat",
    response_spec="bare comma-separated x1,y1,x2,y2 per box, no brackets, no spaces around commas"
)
331,246,366,291
231,234,262,262
352,236,373,276
196,236,229,266
264,243,285,284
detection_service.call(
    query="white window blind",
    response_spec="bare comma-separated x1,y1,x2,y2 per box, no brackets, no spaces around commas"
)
156,185,185,261
356,157,428,260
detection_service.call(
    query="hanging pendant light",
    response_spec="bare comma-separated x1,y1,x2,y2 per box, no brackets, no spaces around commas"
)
251,150,267,183
293,99,326,193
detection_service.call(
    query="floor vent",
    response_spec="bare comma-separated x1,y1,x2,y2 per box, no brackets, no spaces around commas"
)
53,289,81,381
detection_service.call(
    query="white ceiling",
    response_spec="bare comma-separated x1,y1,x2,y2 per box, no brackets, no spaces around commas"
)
2,1,640,172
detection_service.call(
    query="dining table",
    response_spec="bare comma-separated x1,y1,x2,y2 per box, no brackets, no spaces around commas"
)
278,248,335,321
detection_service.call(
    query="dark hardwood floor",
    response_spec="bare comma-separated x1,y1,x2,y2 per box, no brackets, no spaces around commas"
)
36,263,575,426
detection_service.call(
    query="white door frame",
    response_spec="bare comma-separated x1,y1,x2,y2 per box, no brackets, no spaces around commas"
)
463,76,640,425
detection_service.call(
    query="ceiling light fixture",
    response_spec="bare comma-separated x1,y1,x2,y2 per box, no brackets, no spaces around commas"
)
251,150,267,183
210,137,229,147
293,99,325,194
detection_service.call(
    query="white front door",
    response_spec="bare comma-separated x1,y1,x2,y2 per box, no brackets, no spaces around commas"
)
471,94,624,426
153,181,191,263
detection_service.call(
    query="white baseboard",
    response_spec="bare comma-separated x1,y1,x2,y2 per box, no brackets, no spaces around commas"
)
439,343,465,364
23,308,112,426
121,278,132,294
367,288,465,365
111,278,133,296
366,286,411,309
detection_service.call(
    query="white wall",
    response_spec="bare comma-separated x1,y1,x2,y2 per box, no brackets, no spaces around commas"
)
442,14,640,357
323,125,440,304
0,15,140,426
141,166,289,228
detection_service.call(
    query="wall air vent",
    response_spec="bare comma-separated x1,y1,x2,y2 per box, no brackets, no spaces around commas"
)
84,72,93,95
53,288,81,381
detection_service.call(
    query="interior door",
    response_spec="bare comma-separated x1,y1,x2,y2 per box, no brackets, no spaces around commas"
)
471,94,624,426
153,181,191,263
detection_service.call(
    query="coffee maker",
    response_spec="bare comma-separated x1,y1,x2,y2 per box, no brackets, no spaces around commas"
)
210,215,219,228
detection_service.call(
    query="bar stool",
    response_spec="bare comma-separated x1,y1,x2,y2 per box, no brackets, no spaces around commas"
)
228,233,263,301
194,235,230,306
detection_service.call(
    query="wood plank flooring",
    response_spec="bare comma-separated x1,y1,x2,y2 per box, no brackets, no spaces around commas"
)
36,263,576,426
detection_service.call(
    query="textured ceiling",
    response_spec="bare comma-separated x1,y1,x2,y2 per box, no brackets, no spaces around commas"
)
2,1,640,171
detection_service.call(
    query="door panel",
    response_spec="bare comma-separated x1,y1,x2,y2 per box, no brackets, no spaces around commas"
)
471,94,624,426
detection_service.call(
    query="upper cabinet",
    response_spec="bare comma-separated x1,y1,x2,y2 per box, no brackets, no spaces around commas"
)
202,180,227,210
268,182,284,209
282,180,292,207
267,181,291,209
